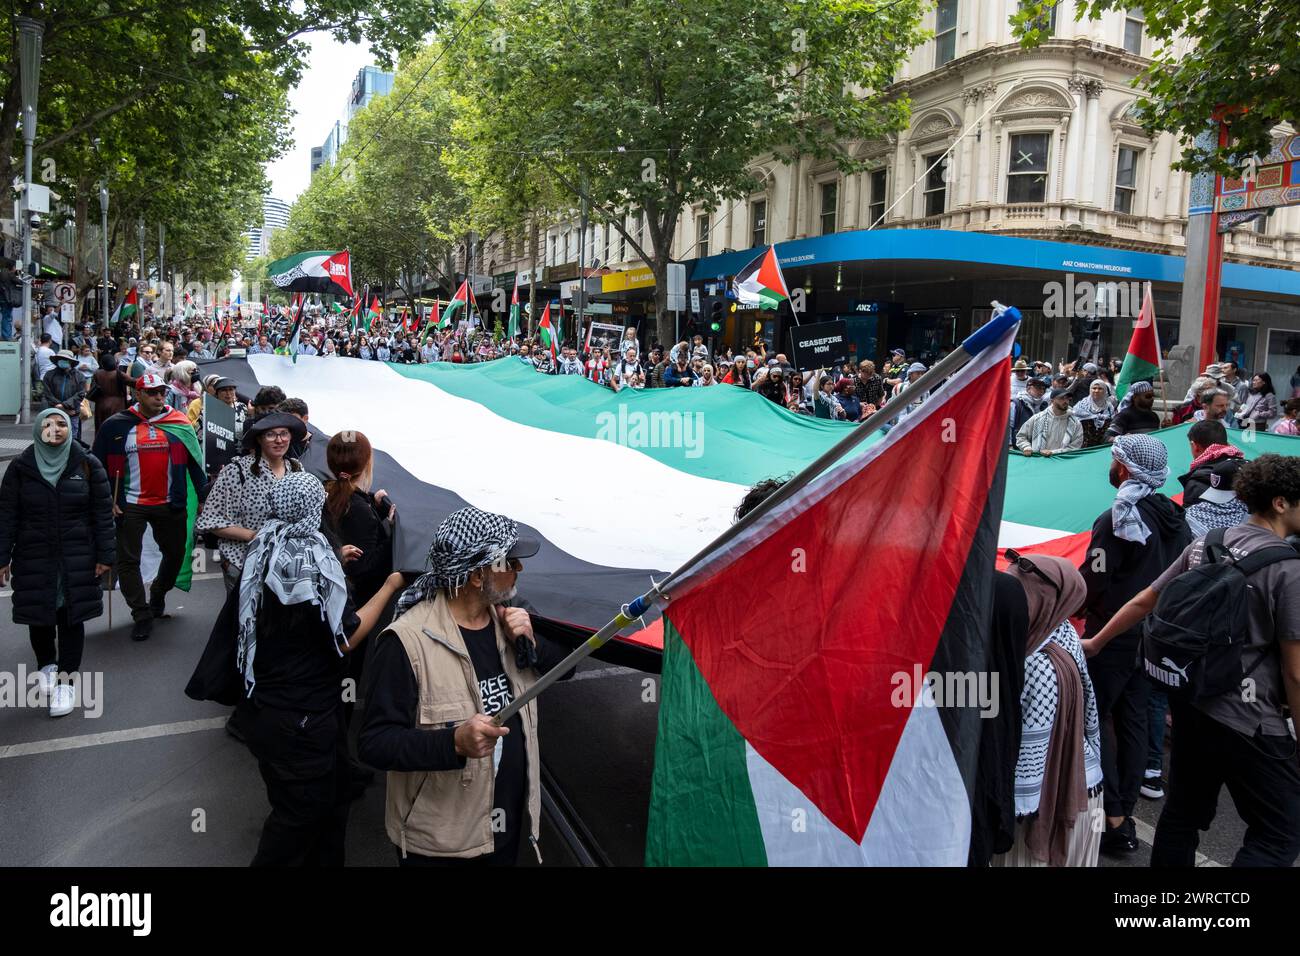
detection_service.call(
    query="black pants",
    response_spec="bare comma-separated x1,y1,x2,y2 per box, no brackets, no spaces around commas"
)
238,700,350,866
1152,699,1300,867
116,504,189,622
1088,646,1150,819
29,607,85,673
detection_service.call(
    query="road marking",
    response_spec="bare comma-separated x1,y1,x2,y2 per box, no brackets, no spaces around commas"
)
567,665,639,682
1132,817,1223,867
0,716,228,760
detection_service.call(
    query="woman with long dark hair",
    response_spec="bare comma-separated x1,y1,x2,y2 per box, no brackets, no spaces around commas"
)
1238,372,1278,429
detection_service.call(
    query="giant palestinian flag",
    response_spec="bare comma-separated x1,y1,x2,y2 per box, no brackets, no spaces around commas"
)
193,353,1298,654
267,250,354,298
733,244,791,311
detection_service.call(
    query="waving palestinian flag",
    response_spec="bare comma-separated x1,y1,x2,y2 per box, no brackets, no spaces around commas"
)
538,301,557,362
1114,283,1162,402
733,244,791,311
441,279,474,328
364,297,381,333
110,286,138,327
508,276,521,339
419,300,441,346
267,249,353,298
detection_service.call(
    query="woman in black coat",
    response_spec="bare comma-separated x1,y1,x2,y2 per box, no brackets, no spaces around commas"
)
0,408,115,716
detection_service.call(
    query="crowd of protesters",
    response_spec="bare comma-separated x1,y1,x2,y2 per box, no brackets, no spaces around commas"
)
3,295,1299,870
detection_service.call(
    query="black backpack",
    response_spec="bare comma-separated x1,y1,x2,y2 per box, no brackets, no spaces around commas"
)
1141,527,1299,701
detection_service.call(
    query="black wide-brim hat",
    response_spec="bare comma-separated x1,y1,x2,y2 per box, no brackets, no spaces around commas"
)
242,411,307,451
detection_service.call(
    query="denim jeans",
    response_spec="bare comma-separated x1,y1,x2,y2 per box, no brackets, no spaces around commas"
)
0,305,12,341
1148,687,1169,774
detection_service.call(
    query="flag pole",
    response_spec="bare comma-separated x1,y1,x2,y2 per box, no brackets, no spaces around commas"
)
493,304,1023,725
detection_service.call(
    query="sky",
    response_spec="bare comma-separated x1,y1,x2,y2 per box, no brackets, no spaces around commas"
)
265,33,375,204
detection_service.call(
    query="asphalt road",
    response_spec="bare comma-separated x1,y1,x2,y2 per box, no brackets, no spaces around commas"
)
0,457,1271,867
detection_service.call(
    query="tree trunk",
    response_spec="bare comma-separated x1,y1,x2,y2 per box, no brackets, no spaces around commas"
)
0,68,22,198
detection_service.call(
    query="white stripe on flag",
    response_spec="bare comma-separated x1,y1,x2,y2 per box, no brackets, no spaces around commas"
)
248,356,746,570
745,688,970,866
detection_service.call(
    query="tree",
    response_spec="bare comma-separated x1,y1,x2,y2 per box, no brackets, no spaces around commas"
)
1015,1,1300,176
2,0,449,312
447,0,927,345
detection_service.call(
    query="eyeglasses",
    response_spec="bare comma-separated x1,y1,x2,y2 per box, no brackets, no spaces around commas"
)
1004,549,1061,599
142,387,167,396
264,430,292,441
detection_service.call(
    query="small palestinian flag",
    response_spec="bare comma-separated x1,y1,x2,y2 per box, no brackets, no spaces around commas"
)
441,279,474,328
733,244,791,311
364,297,381,333
1114,282,1161,402
419,300,441,346
538,301,557,362
110,286,138,327
508,275,521,339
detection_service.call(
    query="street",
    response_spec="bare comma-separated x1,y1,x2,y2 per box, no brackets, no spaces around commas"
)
0,517,1268,868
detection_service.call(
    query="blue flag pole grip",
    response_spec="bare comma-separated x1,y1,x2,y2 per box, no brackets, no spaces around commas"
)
961,304,1021,356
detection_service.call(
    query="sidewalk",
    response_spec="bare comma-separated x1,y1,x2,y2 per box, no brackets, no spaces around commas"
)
0,418,33,462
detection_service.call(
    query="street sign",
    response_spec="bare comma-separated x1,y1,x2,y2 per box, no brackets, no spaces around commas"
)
689,288,701,314
53,281,75,303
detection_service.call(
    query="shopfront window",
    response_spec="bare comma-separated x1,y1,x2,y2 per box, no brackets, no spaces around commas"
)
1265,328,1300,397
1007,133,1050,203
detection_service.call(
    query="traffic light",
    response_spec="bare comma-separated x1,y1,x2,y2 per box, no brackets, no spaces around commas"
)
710,299,724,332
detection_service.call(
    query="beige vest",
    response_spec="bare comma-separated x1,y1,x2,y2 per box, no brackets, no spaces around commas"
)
382,592,541,860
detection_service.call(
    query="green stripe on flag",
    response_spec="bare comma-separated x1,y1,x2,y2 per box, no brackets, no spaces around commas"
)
1113,355,1161,403
646,618,767,866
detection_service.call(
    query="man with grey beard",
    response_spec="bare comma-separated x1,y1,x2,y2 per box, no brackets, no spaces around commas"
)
359,507,572,866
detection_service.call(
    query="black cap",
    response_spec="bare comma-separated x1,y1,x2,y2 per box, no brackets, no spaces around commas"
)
507,535,541,560
213,377,238,391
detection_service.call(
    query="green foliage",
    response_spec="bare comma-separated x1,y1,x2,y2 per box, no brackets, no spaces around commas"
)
1014,0,1300,176
446,0,926,341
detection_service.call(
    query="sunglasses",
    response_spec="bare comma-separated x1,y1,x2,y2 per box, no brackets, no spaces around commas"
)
1004,549,1060,600
142,387,167,396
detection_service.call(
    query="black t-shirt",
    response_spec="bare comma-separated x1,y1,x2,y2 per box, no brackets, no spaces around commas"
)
1110,406,1160,436
251,590,360,712
461,623,525,855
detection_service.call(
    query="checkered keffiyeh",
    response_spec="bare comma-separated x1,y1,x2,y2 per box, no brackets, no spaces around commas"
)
1111,433,1170,543
395,506,521,618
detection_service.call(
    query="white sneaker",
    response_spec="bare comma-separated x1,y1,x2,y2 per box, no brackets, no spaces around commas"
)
49,683,75,718
35,664,57,697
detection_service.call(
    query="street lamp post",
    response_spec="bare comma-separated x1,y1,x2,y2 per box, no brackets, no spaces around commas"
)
99,184,109,329
16,15,43,424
